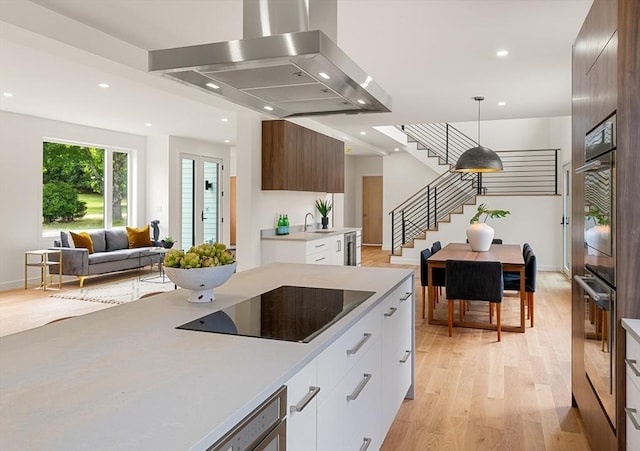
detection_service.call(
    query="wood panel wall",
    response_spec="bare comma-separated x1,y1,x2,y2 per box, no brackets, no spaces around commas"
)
572,0,640,449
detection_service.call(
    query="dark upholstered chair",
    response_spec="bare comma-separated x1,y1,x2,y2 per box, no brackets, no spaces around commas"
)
445,260,504,341
429,241,446,306
504,249,537,327
420,248,432,319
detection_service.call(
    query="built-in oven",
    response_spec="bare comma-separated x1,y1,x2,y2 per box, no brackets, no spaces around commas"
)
208,386,287,451
575,113,617,428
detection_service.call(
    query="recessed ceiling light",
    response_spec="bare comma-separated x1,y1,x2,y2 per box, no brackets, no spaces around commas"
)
221,118,228,122
225,139,231,144
206,82,220,89
356,99,366,105
2,92,13,97
98,83,110,88
496,49,509,57
394,148,400,152
360,131,366,135
264,105,274,111
145,122,152,127
318,72,331,80
498,101,506,106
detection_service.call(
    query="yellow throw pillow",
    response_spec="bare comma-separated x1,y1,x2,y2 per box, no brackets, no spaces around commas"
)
70,231,94,254
126,225,152,248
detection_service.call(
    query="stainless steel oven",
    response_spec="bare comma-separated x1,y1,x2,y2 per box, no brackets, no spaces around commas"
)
575,113,617,428
209,386,287,451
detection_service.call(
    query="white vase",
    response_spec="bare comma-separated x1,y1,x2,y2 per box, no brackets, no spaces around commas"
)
466,223,495,252
164,262,237,303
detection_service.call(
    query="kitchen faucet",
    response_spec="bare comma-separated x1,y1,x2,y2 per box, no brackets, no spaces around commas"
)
304,212,315,232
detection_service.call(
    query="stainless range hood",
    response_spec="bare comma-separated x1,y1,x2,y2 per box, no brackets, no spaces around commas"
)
148,0,391,117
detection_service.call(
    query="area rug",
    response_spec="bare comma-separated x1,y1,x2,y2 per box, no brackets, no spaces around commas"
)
49,277,175,305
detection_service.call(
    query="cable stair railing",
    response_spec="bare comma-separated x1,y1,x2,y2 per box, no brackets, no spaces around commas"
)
390,122,560,255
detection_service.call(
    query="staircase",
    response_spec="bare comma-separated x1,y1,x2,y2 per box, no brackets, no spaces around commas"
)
390,122,560,262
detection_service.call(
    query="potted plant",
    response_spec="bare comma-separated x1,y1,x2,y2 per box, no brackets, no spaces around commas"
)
315,198,332,229
161,236,175,249
467,203,510,251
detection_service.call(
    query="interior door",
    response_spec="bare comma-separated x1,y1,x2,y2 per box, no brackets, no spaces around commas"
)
362,176,382,245
230,176,236,246
562,162,571,277
181,155,222,249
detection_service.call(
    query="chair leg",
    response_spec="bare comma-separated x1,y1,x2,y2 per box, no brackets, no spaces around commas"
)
489,303,493,324
422,286,426,319
459,300,464,322
529,292,535,328
448,300,454,337
496,303,502,342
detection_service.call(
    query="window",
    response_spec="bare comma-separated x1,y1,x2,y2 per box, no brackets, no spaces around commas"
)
42,141,129,235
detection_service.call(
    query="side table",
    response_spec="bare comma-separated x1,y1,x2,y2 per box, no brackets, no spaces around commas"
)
24,249,62,290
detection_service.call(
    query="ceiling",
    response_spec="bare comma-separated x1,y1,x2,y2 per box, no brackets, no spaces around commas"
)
0,0,593,156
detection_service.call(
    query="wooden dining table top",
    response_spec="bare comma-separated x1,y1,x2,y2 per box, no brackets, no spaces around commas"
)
427,243,524,267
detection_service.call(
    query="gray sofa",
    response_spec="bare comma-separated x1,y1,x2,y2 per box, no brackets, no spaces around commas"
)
50,228,162,287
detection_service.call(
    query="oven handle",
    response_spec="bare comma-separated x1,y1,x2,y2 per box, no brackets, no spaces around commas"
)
575,159,603,173
574,275,610,303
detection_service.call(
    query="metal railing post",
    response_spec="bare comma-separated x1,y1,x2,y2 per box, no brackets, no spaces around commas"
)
426,187,430,229
555,149,559,195
433,186,438,224
476,173,483,194
401,210,406,245
390,211,395,253
445,124,449,164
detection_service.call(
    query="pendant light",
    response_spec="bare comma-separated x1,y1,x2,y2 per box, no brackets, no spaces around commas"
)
454,96,503,173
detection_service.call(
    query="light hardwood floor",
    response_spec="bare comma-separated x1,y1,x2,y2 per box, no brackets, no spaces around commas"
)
0,247,591,450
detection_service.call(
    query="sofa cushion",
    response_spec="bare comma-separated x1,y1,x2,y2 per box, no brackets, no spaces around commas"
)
126,225,152,248
70,231,94,254
89,230,107,253
105,229,129,251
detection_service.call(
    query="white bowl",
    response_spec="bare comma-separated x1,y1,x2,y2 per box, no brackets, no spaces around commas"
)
164,262,237,303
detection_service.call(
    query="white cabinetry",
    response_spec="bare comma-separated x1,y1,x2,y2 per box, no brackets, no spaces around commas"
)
284,274,415,451
286,359,319,450
356,230,362,266
380,278,414,433
262,234,346,266
624,320,640,450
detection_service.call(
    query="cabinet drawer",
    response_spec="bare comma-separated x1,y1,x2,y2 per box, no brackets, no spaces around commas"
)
306,238,332,255
626,372,640,450
317,304,381,395
317,340,381,451
627,333,640,393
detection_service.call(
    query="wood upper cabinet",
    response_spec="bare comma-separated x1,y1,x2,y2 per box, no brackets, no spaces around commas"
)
262,120,344,193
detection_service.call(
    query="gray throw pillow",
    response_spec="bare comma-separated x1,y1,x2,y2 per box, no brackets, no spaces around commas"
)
89,230,107,253
105,229,130,251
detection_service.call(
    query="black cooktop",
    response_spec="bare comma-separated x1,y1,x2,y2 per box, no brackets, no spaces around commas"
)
177,285,375,343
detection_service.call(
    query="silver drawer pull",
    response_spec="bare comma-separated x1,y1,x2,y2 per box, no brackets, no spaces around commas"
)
400,350,412,363
315,243,326,248
347,373,372,401
626,408,640,430
400,292,412,301
626,358,640,377
359,437,372,451
290,386,320,414
384,307,398,317
315,257,326,262
346,333,372,355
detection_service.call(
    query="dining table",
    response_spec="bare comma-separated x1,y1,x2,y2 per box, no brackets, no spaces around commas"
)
427,242,526,333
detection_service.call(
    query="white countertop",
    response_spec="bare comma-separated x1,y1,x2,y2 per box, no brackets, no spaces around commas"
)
622,318,640,343
261,227,360,241
0,263,412,450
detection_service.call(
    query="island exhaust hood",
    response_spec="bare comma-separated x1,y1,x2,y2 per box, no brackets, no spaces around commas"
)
148,0,391,117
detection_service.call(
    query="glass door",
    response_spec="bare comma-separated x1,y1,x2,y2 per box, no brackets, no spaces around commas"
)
181,155,222,249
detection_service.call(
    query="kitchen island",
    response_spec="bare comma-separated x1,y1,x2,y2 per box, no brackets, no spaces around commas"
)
0,263,414,450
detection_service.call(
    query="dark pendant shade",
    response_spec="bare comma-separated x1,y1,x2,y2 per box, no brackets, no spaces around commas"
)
454,96,504,173
454,145,504,172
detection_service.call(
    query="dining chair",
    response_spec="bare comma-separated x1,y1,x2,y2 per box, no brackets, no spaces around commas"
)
445,260,504,341
429,241,446,304
419,248,432,319
503,248,537,327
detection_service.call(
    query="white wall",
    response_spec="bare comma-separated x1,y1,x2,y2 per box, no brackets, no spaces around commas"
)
344,155,383,228
382,151,440,249
0,111,147,290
